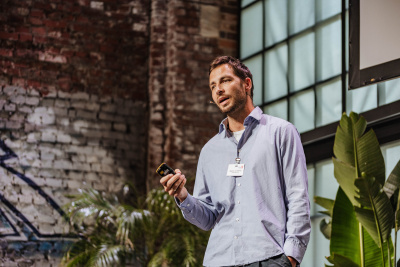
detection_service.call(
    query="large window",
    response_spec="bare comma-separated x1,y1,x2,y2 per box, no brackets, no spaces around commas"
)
240,0,400,266
240,0,400,135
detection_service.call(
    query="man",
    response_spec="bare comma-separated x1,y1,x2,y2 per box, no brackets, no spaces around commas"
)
160,56,310,267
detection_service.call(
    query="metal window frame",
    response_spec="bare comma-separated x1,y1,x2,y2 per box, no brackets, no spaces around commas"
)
239,0,400,164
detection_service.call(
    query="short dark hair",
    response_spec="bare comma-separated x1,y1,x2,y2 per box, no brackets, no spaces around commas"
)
209,56,254,99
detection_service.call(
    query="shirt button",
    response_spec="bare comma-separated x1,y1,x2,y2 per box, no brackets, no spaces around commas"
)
236,218,240,222
187,204,190,206
234,236,238,239
237,200,240,204
237,183,241,187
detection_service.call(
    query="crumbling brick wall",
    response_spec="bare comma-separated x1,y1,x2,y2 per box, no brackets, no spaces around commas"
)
147,0,238,188
0,0,150,265
0,0,238,265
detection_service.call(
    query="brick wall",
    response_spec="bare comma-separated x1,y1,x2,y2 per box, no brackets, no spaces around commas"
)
0,0,150,265
0,0,238,265
0,85,147,266
147,0,238,188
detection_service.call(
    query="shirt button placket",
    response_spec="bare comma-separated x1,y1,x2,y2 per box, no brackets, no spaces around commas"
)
234,176,242,258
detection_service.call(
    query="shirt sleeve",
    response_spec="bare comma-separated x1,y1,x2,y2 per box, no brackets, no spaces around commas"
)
175,149,219,231
281,124,311,264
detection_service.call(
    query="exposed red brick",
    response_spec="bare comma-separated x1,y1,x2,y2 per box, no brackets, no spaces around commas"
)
19,33,33,42
32,27,47,35
0,32,19,40
0,48,13,57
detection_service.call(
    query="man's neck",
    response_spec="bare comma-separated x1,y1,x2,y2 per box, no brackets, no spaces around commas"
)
227,105,255,132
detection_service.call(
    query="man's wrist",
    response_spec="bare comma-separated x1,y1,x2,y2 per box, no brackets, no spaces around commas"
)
287,256,297,267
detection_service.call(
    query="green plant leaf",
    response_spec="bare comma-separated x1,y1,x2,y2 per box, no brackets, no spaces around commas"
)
383,160,400,202
333,113,357,167
356,129,386,186
330,188,361,265
354,175,394,247
314,196,335,217
326,252,360,267
363,227,393,266
333,158,359,206
320,217,332,240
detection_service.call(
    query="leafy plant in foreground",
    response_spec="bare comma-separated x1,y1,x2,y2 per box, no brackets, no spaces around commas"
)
315,112,400,267
61,186,209,267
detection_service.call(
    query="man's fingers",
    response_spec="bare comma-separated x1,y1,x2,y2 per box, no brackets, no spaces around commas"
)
168,175,185,195
174,176,186,197
160,174,173,185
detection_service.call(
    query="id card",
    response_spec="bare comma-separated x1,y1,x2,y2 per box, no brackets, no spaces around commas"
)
226,164,245,177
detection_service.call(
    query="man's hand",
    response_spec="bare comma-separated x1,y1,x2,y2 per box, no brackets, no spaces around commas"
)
160,169,188,202
287,256,297,267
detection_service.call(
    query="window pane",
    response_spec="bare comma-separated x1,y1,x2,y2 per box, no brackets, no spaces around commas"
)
316,18,341,82
315,159,338,210
240,2,263,58
243,55,263,106
289,0,315,35
378,79,400,106
316,78,342,127
241,0,257,8
263,99,288,120
264,43,288,101
289,31,315,92
289,89,315,133
346,84,377,114
316,0,341,22
265,0,288,47
307,165,316,216
346,11,349,71
302,218,331,266
381,140,400,178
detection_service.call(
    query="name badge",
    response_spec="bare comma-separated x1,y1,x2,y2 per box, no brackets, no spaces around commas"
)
227,164,245,177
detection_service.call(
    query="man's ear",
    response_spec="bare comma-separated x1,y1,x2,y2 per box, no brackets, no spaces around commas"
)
244,77,252,94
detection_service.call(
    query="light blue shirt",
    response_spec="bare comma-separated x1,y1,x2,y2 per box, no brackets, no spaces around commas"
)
178,107,310,266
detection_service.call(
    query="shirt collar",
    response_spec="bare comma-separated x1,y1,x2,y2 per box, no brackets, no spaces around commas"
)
218,107,262,136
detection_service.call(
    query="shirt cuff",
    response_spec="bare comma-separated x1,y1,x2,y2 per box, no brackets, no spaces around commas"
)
175,193,196,213
283,237,307,265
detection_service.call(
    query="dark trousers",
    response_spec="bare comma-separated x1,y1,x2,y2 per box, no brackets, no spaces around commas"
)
236,254,292,267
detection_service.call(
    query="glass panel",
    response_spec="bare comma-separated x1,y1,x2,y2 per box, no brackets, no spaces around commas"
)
240,2,263,58
346,11,349,71
289,0,315,35
263,99,288,120
378,79,400,106
264,43,288,101
242,0,257,8
307,165,316,216
316,18,341,82
289,89,315,133
346,83,377,114
289,31,315,92
243,55,263,106
315,159,338,211
265,0,288,47
381,140,400,178
302,218,331,266
316,0,341,22
316,78,342,127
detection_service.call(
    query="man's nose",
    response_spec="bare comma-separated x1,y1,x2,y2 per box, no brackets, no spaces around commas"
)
215,84,224,95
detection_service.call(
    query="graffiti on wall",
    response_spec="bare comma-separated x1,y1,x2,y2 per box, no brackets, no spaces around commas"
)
0,139,75,261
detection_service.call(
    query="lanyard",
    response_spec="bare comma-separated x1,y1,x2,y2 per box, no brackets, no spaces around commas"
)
235,149,241,164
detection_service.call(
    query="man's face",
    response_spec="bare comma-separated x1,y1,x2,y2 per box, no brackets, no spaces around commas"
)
209,64,250,116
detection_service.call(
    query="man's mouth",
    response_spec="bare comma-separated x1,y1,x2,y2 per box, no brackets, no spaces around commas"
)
218,96,229,105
